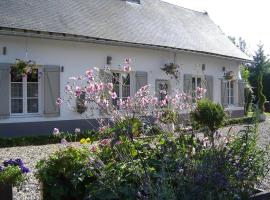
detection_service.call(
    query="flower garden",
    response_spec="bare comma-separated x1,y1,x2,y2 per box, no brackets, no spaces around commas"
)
0,59,270,200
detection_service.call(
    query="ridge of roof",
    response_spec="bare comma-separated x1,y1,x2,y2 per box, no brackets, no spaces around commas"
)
159,0,206,15
0,0,252,61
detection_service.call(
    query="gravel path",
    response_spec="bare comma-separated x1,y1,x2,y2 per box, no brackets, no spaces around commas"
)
0,118,270,199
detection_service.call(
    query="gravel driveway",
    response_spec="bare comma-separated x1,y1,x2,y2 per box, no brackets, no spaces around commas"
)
0,118,270,200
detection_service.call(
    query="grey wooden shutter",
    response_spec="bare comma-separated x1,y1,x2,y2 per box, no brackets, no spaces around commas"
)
99,69,112,115
238,79,245,107
44,65,60,117
205,75,214,101
221,79,228,107
136,71,148,91
99,69,112,83
130,71,136,96
183,74,192,95
0,63,10,119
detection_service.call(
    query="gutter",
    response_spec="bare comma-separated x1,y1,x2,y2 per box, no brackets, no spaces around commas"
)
0,27,253,63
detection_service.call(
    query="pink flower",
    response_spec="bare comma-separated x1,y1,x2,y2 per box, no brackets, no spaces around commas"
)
86,84,95,94
75,86,82,97
65,85,72,92
110,91,117,99
125,58,132,64
61,138,68,145
53,128,60,136
107,83,113,91
123,65,131,72
86,70,93,77
90,145,97,152
151,97,158,105
96,83,104,91
56,98,63,105
100,139,110,146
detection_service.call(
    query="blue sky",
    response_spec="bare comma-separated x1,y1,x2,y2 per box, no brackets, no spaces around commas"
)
163,0,270,56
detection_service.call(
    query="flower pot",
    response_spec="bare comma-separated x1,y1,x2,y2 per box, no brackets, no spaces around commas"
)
0,184,13,200
258,113,266,122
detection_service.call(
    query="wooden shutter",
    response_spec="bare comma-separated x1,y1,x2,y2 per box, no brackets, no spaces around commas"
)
183,74,192,95
44,65,60,117
221,79,228,107
99,69,112,83
0,63,10,119
99,69,112,115
136,71,148,91
238,79,245,107
205,75,214,101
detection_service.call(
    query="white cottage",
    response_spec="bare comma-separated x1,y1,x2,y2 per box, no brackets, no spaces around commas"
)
0,0,251,136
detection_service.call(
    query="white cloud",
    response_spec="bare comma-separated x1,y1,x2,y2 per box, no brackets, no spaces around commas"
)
163,0,270,55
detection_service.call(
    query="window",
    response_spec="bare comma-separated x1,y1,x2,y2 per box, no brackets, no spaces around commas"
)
156,80,169,101
227,81,234,105
112,72,130,106
10,68,40,114
191,76,203,100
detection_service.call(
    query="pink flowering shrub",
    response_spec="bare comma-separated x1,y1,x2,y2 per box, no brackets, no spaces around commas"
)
58,59,206,138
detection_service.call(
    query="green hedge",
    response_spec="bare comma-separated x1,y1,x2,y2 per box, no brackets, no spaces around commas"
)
0,130,99,148
224,116,253,126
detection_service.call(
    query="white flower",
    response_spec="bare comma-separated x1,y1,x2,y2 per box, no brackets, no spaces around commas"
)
75,128,81,134
53,128,60,136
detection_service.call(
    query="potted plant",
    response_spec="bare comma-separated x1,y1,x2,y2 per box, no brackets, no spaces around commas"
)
0,159,30,200
10,59,37,79
161,63,179,79
224,71,236,80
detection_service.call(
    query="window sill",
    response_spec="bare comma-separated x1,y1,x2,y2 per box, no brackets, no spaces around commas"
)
225,105,244,110
10,113,43,118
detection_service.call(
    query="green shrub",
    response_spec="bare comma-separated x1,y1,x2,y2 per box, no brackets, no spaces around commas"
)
258,72,266,113
191,99,226,146
224,116,253,126
36,122,269,200
0,130,98,148
244,85,254,115
36,147,92,200
0,159,30,187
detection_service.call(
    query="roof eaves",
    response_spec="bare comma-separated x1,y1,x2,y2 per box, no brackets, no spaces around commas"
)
0,27,253,62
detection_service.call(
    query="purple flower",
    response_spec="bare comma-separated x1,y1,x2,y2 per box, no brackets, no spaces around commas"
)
20,166,30,174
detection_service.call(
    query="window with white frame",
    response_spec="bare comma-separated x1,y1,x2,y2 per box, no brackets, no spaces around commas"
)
112,72,130,106
227,81,234,105
191,76,203,100
156,80,169,101
10,68,40,114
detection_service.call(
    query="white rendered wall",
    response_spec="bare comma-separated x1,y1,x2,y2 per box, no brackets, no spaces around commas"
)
0,35,242,123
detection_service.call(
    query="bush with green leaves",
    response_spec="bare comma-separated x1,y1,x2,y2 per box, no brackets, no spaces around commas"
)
191,99,226,146
36,120,269,200
0,159,30,187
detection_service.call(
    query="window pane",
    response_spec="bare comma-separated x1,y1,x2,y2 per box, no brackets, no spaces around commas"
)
113,84,120,97
10,68,23,82
27,83,38,97
122,85,130,98
112,73,120,84
122,74,130,85
192,77,196,90
27,69,38,82
11,83,23,98
27,99,39,113
11,99,23,113
197,78,202,88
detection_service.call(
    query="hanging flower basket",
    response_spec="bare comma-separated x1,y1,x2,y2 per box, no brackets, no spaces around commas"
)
10,59,38,79
224,71,236,80
161,63,179,79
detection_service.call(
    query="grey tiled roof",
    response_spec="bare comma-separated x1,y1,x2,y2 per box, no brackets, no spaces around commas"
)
0,0,251,60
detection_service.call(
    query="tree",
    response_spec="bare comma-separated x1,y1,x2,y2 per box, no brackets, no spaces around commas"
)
228,36,249,55
252,44,269,113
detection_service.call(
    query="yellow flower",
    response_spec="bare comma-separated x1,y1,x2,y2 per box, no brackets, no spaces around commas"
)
80,138,86,144
86,138,91,143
